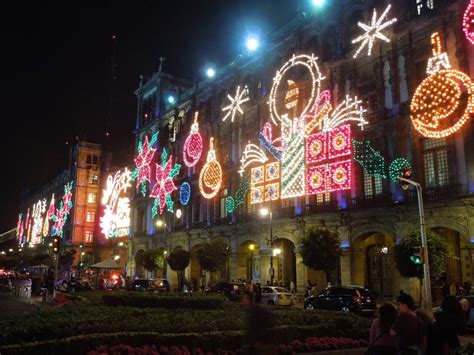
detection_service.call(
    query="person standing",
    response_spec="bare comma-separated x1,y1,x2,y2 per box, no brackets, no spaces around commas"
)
290,280,296,294
391,293,425,355
254,283,262,304
368,303,398,355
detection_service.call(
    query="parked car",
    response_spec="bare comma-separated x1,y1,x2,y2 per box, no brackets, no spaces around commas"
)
207,282,246,301
304,285,376,315
133,278,170,292
261,286,295,306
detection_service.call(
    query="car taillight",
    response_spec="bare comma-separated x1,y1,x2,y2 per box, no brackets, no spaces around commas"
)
278,294,283,299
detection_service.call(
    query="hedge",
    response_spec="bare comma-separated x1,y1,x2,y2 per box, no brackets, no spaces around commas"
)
0,326,369,355
101,292,227,309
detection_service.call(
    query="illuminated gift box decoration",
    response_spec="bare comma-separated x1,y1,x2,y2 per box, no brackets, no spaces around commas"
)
306,124,352,194
250,162,280,204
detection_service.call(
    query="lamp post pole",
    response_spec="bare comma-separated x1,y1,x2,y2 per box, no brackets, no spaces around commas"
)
398,177,432,314
269,209,274,286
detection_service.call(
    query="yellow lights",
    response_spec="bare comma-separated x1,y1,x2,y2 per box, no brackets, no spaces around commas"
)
118,241,124,247
410,32,474,138
351,4,397,58
199,137,222,199
248,244,255,251
259,208,269,217
239,143,268,176
273,248,282,256
156,220,164,227
114,255,120,261
100,168,132,239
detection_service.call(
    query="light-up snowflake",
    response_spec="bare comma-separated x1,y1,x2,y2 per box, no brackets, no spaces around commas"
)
351,4,397,58
222,85,249,122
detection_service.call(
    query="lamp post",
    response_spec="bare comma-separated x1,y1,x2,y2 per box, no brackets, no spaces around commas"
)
260,207,274,285
398,177,432,314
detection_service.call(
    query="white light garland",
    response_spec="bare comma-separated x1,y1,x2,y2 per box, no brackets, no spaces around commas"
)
239,142,268,176
222,85,249,123
323,95,368,131
351,4,397,58
426,32,451,75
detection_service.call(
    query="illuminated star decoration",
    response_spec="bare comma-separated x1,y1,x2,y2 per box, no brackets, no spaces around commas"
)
132,133,158,196
351,4,397,58
150,149,181,218
52,182,74,238
222,85,249,122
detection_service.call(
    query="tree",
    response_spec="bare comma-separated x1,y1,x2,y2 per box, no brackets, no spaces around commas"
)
30,254,53,267
136,248,165,273
196,240,230,273
394,230,450,280
167,248,191,289
299,227,342,282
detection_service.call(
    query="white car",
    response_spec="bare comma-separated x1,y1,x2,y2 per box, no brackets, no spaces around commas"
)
261,286,295,306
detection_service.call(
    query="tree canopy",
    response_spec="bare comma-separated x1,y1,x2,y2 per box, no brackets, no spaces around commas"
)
196,240,230,273
136,248,165,272
167,248,191,272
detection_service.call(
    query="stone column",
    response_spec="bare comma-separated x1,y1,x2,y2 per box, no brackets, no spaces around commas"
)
229,253,239,282
351,247,366,286
259,250,271,285
296,254,305,293
340,249,351,285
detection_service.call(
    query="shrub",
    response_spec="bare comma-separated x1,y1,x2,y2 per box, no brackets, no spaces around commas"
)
101,292,227,309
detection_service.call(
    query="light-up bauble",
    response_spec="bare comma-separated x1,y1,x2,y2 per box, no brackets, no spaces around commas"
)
389,158,412,183
199,137,222,199
463,0,474,44
183,112,203,167
179,182,191,205
410,32,474,138
100,168,132,238
268,54,324,125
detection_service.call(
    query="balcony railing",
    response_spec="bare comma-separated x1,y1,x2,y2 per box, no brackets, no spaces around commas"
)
351,194,393,209
305,201,339,215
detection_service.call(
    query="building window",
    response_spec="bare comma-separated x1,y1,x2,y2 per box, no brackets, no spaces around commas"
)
89,175,99,184
364,174,383,197
316,192,331,204
87,193,97,204
92,155,98,165
220,197,226,219
86,154,92,164
423,138,449,188
86,211,95,223
85,231,93,243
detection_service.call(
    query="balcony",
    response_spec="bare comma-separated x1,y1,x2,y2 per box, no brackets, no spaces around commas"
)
305,201,339,215
351,194,393,209
407,184,466,203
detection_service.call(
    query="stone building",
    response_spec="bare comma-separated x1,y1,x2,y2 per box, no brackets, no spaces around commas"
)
129,0,474,299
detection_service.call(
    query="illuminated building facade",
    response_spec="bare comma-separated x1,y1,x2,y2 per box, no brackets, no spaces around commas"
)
129,0,474,299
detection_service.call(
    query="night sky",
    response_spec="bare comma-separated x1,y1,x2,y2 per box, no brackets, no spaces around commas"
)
0,0,301,230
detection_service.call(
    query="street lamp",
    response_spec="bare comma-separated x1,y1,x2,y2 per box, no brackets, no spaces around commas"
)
246,36,259,52
311,0,325,7
118,241,124,247
156,220,164,227
260,207,274,285
206,67,216,78
8,248,13,252
114,255,120,261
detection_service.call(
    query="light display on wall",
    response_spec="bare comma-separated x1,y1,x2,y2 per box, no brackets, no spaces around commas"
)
234,174,250,207
150,149,181,217
239,143,268,176
258,122,286,160
353,140,386,178
132,133,158,196
351,4,397,58
250,162,280,204
222,85,249,123
183,112,203,167
16,214,24,247
225,196,235,214
52,182,74,238
199,137,222,199
410,32,474,138
389,158,412,183
30,200,44,245
463,0,474,44
100,168,132,239
179,182,191,205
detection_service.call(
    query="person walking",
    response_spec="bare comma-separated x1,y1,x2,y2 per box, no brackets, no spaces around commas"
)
254,283,262,304
390,293,425,355
367,303,398,355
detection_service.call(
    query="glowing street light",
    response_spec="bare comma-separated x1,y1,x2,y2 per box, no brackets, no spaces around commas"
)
167,95,176,104
114,255,120,261
259,207,269,217
156,220,164,227
206,67,216,78
246,36,259,52
248,244,255,251
311,0,325,7
118,241,124,247
273,248,282,256
8,248,13,252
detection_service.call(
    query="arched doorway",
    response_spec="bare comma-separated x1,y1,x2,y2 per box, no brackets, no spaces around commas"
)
432,227,464,286
134,249,145,278
274,238,297,291
213,240,230,284
237,240,259,283
190,244,204,286
352,232,396,300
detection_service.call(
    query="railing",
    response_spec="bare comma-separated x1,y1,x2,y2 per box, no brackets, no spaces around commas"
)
351,194,393,209
305,201,339,215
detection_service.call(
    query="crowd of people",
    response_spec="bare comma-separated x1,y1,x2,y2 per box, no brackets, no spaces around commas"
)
368,291,470,355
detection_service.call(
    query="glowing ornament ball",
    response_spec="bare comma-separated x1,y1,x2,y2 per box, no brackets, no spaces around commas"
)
410,32,474,138
464,0,474,45
183,112,203,167
199,137,222,199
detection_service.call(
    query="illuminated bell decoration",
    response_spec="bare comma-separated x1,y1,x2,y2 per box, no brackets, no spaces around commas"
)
285,80,299,109
410,32,474,138
199,137,222,199
463,0,474,45
179,182,191,205
183,112,203,167
389,158,412,183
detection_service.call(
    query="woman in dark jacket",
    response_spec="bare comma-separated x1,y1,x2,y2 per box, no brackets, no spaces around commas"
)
369,303,398,354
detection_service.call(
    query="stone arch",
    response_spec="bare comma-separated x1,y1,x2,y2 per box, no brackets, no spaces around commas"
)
237,239,261,283
351,224,396,246
273,237,297,291
427,218,469,241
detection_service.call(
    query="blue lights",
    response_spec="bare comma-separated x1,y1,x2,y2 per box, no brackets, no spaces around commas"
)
311,0,325,7
206,67,216,78
341,241,350,248
167,95,176,104
179,182,191,205
246,36,259,52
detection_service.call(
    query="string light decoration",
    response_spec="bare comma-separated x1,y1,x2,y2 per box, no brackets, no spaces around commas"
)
132,133,158,196
199,137,222,199
100,168,132,238
351,4,397,58
222,85,249,123
150,149,181,217
285,80,299,109
306,131,327,164
225,196,235,215
239,142,268,176
328,160,352,191
463,0,474,44
389,158,412,183
25,208,31,244
52,182,74,238
258,122,286,160
30,200,43,245
352,140,386,178
305,90,332,136
410,32,474,138
328,125,352,159
16,214,24,247
250,162,281,204
234,174,250,207
183,112,203,167
179,182,191,205
268,54,324,125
